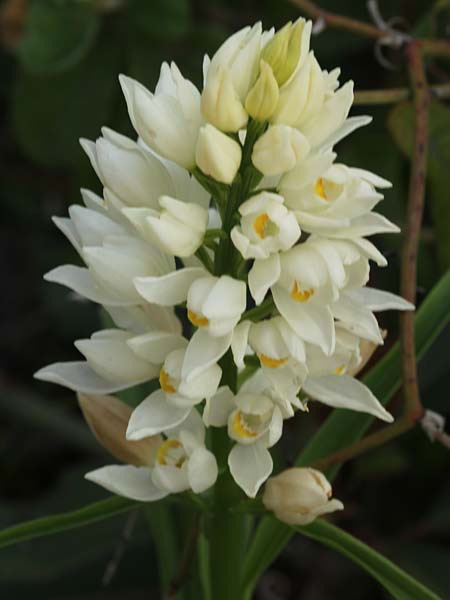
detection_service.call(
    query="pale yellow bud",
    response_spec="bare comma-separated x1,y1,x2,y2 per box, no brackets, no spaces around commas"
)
201,66,248,133
263,467,343,526
245,60,279,122
261,19,310,87
78,393,161,467
196,124,242,184
252,124,310,177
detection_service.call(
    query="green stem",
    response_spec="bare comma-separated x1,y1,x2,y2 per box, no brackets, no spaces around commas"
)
242,297,275,322
209,353,245,599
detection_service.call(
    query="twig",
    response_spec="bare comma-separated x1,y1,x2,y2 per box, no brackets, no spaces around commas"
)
400,40,429,422
290,0,450,57
102,510,139,586
354,82,450,105
164,514,201,599
307,41,431,472
312,417,415,470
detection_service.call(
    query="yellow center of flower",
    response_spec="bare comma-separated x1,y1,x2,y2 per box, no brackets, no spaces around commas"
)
159,369,176,394
231,410,258,439
253,212,270,239
258,353,289,369
334,365,346,375
156,439,185,467
290,281,314,302
314,177,327,200
187,309,209,327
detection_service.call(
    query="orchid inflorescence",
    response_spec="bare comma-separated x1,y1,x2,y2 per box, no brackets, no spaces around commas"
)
36,20,414,516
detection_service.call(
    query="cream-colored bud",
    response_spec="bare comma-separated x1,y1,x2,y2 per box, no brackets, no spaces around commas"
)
347,330,386,377
201,66,248,133
252,124,310,176
261,19,310,87
78,393,161,467
196,124,242,184
245,60,279,122
263,467,343,525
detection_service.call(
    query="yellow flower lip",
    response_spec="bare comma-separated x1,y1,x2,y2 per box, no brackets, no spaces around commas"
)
290,281,314,302
258,353,288,369
231,410,258,439
187,309,209,327
253,212,270,239
156,439,185,467
314,177,327,200
159,369,177,394
334,366,345,375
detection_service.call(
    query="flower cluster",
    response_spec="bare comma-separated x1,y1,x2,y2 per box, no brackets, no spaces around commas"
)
36,20,413,510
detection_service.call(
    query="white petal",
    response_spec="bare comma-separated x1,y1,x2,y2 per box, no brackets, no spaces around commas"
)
182,328,232,381
44,265,131,306
151,464,190,493
34,362,136,394
134,268,205,306
127,332,187,364
201,276,247,320
85,465,167,502
127,390,191,440
324,212,399,238
249,254,280,305
228,442,273,498
347,288,414,312
332,294,383,344
272,286,335,356
231,321,251,369
203,386,235,427
187,447,218,493
303,375,393,422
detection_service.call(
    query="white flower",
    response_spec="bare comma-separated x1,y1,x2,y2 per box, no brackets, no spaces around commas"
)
86,409,218,500
202,23,262,131
122,195,209,258
270,237,371,354
196,124,242,184
251,124,310,176
231,191,300,260
204,383,282,498
35,327,185,396
120,62,202,169
80,128,174,209
263,467,343,525
280,160,398,238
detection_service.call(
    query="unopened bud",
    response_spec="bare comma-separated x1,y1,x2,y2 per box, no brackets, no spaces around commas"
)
245,61,279,122
196,124,242,184
252,124,310,177
261,19,311,87
78,393,161,466
263,467,343,525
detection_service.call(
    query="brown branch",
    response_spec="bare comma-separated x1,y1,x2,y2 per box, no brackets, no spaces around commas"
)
354,82,450,105
312,416,415,470
400,40,429,422
164,514,200,600
290,0,450,58
307,42,431,472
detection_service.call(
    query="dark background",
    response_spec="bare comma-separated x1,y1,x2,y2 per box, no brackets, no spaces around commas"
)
0,0,449,597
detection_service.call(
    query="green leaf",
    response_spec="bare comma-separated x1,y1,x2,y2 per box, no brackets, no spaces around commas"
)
19,0,99,74
144,503,180,596
0,496,138,550
296,520,441,600
13,31,121,168
388,100,450,271
243,268,450,596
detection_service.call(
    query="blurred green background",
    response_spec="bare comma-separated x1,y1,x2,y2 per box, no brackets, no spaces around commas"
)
0,0,449,597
